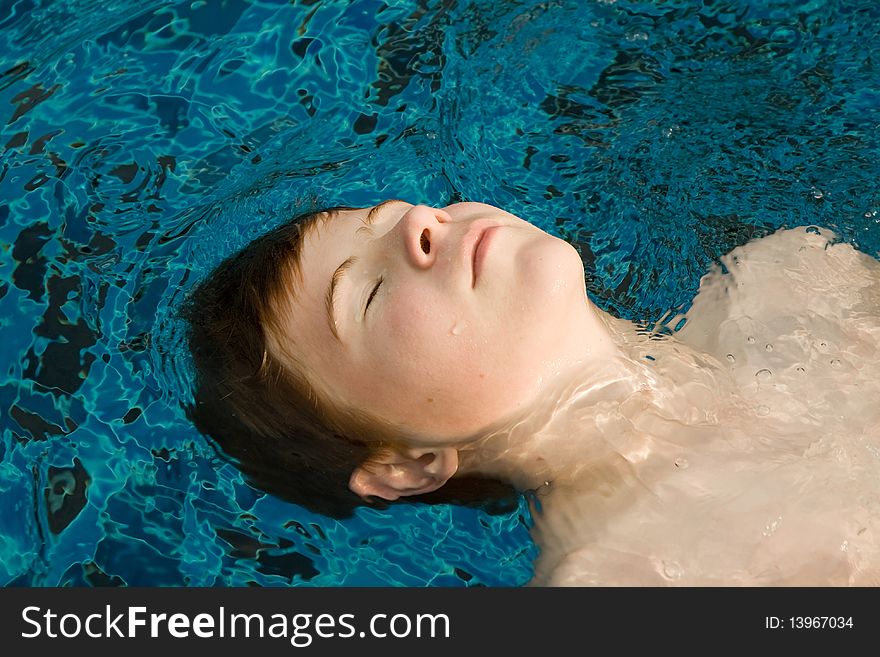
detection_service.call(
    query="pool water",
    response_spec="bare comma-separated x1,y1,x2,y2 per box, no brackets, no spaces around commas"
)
1,0,878,586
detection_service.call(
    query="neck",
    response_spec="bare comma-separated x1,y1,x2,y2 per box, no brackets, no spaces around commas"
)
456,312,652,489
457,308,733,492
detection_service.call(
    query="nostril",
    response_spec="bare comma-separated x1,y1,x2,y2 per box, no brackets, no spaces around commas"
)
419,230,431,254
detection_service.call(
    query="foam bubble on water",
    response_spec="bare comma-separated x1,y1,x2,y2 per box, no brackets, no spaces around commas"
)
762,516,784,537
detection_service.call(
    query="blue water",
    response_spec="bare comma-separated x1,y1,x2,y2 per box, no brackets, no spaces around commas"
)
1,0,878,586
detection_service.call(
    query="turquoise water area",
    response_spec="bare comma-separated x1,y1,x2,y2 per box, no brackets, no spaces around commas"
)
1,0,878,586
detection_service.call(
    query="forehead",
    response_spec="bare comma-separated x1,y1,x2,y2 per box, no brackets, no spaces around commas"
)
297,207,367,289
288,206,363,303
304,206,364,244
275,204,386,344
297,199,406,283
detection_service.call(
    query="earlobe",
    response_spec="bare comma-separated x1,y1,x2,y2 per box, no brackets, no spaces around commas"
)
349,447,459,501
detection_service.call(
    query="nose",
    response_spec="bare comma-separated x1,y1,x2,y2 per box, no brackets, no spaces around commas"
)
399,204,452,269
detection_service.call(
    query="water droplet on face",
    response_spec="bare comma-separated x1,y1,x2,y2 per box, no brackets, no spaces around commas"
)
674,458,689,469
796,366,806,373
450,321,466,336
757,405,770,416
747,336,756,344
806,225,821,234
755,369,772,380
661,560,683,580
765,343,773,352
830,358,841,368
726,354,736,363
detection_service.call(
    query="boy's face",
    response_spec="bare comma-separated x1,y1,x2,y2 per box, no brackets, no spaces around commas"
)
269,201,596,445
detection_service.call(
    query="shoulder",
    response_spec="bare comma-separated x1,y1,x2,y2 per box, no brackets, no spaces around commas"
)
676,226,880,350
719,226,880,284
671,226,880,401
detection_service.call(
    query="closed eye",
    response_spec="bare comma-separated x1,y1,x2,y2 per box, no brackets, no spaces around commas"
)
365,275,384,315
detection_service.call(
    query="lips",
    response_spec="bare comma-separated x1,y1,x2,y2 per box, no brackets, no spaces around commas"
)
471,225,499,287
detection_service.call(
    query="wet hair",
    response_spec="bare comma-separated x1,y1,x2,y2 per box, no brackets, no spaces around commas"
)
180,205,519,519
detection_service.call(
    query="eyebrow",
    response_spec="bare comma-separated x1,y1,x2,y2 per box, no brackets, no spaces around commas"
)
325,199,404,342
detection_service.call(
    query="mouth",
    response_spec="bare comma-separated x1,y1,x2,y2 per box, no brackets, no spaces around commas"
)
471,225,500,288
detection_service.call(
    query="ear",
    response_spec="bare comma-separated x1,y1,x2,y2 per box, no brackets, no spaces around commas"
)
349,447,459,501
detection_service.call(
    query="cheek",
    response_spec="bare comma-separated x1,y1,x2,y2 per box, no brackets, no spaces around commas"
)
380,287,486,383
367,283,549,434
385,290,459,356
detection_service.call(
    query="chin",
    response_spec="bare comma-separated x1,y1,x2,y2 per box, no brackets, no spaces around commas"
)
516,235,586,304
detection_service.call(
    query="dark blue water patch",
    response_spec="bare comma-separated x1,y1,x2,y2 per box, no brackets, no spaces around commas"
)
20,276,99,396
9,399,70,444
96,0,252,53
153,95,190,136
58,560,127,587
8,378,87,444
215,527,319,583
215,526,276,559
91,534,186,587
252,549,318,583
44,458,90,535
7,82,61,125
221,470,262,509
11,220,52,302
